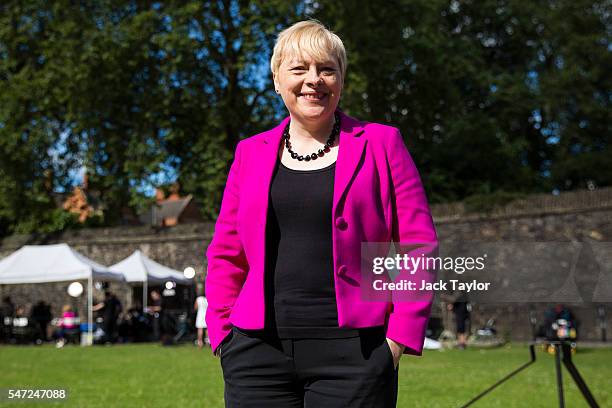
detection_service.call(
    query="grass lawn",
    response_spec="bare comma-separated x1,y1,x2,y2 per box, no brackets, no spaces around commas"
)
0,343,610,407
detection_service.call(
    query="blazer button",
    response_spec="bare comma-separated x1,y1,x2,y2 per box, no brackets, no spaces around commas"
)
337,265,347,276
335,217,348,230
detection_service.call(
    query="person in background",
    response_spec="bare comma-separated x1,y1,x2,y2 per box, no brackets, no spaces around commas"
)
148,290,163,341
0,296,15,343
30,300,52,344
11,306,29,344
121,301,146,343
1,296,15,317
442,289,470,349
14,306,26,319
56,304,78,348
93,291,123,343
450,298,470,350
194,289,209,349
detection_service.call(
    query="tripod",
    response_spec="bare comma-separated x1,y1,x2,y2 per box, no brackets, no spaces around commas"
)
549,341,599,408
460,342,600,408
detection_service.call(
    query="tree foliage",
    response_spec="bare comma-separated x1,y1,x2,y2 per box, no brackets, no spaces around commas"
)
314,0,611,202
0,0,609,236
0,0,299,235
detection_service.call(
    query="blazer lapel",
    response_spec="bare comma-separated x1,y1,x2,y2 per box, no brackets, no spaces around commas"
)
333,110,366,216
253,117,289,254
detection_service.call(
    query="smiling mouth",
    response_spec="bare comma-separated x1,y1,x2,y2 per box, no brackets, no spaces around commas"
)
299,92,327,101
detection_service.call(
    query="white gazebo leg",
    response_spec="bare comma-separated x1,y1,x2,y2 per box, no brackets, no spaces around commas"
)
87,275,93,346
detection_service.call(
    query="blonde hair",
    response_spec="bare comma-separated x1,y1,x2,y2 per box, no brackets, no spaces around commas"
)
62,304,72,313
270,20,347,82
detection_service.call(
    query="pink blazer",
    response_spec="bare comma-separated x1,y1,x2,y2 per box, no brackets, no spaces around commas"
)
205,109,438,355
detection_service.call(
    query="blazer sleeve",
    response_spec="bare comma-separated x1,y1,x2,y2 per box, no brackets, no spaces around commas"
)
205,140,248,355
384,128,438,356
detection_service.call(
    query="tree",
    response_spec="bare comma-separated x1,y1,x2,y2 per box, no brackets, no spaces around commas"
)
0,1,79,235
159,0,299,219
0,0,301,234
312,0,610,202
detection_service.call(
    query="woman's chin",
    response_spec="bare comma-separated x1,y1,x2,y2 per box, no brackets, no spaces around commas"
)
294,105,334,121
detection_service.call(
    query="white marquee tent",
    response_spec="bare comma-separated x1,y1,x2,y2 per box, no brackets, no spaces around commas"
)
0,243,125,344
109,250,192,311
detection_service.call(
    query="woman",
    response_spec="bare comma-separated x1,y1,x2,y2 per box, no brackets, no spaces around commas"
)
205,20,437,407
194,289,208,349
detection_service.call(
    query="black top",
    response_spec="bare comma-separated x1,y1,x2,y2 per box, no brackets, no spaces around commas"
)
103,296,122,320
263,160,359,338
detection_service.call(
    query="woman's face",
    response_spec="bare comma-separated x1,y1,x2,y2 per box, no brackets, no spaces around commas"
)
274,52,343,124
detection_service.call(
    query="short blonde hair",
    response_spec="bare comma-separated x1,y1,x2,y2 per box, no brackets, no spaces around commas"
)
270,20,347,82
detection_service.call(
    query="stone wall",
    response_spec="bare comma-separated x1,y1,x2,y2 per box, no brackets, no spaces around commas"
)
431,188,612,341
1,188,611,341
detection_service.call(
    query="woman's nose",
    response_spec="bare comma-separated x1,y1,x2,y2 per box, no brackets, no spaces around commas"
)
305,67,323,84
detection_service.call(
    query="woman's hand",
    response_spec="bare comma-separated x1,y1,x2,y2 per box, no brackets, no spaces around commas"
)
386,338,406,369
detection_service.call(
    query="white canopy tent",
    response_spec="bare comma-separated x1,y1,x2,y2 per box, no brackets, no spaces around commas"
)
109,250,192,311
0,243,125,344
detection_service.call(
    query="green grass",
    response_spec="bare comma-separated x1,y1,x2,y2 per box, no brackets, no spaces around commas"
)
0,343,610,407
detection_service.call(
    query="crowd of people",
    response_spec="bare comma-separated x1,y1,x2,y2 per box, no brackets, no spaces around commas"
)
0,290,209,348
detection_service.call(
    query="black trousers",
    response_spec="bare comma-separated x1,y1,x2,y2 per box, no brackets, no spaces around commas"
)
219,326,399,407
